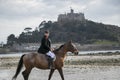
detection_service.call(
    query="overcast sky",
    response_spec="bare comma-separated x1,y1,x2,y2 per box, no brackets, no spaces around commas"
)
0,0,120,43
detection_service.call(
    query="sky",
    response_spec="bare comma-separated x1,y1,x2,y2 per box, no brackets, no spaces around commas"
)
0,0,120,44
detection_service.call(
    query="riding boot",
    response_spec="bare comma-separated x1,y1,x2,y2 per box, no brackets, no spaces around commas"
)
49,58,55,69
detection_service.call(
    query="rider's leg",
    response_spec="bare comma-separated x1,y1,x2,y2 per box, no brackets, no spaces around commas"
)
49,58,55,69
47,51,56,69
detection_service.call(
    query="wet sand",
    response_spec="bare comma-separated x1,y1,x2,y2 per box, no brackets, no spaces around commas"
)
0,65,120,80
0,55,120,80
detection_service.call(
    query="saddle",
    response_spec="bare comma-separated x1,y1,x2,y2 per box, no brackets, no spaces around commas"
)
46,55,51,61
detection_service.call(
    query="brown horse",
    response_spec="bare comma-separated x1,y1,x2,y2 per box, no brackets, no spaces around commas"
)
12,41,78,80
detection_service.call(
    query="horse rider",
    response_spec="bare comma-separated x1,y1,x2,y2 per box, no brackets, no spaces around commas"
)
38,30,56,69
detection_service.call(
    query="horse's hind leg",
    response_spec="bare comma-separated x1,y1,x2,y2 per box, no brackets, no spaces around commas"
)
22,68,32,80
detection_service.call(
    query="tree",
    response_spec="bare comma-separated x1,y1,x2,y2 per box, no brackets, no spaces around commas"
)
7,34,17,46
39,21,46,31
24,27,32,32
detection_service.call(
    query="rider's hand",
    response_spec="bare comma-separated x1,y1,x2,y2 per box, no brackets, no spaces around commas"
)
51,48,54,51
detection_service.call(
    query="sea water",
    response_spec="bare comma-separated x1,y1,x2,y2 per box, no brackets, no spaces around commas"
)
0,50,120,57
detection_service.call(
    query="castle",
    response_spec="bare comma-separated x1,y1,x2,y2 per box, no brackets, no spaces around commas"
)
58,9,85,22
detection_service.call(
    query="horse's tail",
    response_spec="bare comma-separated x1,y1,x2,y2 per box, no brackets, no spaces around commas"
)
12,54,25,80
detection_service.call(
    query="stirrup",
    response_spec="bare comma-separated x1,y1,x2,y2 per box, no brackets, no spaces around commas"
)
49,65,55,69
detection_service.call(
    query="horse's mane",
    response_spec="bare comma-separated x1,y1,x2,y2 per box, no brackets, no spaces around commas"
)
54,44,64,52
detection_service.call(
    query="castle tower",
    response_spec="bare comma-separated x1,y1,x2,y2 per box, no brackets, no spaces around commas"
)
70,8,74,14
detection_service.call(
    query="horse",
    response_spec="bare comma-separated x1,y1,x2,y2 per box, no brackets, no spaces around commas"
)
12,41,79,80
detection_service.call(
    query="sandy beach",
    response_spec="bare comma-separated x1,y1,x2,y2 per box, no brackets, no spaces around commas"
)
0,54,120,80
0,65,120,80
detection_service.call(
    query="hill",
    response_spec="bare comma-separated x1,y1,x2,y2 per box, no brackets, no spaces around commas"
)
6,19,120,46
41,20,120,44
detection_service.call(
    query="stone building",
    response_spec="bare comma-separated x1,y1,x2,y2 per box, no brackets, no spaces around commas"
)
58,9,85,22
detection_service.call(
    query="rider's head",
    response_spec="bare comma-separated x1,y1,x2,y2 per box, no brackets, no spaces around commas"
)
44,30,49,38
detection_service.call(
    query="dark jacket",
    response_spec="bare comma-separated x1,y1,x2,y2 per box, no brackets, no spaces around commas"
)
38,36,51,54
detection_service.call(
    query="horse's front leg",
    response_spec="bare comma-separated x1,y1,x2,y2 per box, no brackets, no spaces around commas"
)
57,68,64,80
48,69,55,80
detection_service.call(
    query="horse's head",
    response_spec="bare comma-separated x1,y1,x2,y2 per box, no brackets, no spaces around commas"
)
65,41,79,55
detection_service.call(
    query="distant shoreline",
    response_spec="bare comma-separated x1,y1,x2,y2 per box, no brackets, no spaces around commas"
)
1,43,120,54
0,50,120,57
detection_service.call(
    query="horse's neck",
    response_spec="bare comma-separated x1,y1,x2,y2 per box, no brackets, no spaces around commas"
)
56,46,68,58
